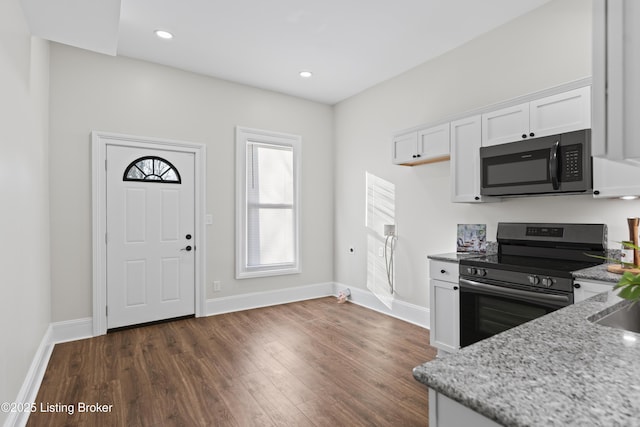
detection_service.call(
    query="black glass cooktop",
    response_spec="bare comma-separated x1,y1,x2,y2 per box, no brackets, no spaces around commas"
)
460,253,604,278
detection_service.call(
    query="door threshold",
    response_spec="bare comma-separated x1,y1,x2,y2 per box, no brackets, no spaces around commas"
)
107,314,195,333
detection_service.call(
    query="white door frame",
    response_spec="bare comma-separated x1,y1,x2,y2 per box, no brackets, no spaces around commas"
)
92,131,207,336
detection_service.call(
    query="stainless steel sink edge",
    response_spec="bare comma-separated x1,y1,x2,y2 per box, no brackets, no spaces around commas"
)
587,298,632,323
589,298,640,334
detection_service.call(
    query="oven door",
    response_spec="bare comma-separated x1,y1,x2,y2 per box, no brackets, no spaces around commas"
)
459,278,572,348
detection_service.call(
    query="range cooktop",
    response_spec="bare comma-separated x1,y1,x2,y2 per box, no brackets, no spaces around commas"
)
460,254,603,279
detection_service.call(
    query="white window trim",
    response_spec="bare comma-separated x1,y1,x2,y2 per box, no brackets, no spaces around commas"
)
235,126,301,279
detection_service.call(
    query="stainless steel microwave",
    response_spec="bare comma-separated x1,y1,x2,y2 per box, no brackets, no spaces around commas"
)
480,129,592,197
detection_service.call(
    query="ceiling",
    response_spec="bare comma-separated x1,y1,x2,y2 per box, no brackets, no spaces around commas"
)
20,0,550,105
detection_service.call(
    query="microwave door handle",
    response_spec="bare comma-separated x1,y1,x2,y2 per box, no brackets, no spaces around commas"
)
549,140,560,190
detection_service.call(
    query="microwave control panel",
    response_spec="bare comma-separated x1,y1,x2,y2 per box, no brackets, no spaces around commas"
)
560,144,582,182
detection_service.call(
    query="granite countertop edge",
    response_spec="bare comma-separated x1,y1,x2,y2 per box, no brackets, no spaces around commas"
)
427,252,483,262
413,291,640,426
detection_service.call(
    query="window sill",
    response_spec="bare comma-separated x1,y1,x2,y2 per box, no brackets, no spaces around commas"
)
236,266,301,280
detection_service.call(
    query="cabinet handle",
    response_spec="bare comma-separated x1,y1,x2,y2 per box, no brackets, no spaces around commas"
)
529,132,535,137
574,283,581,289
474,196,480,201
522,134,527,139
453,286,459,290
594,190,600,195
440,269,446,274
416,154,421,158
412,154,417,158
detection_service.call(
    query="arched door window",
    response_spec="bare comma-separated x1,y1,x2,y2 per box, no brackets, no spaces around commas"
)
123,156,181,183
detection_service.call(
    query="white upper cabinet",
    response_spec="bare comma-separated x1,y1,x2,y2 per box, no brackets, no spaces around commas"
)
593,0,640,163
391,131,418,164
392,123,450,166
481,103,529,147
418,123,450,161
529,86,591,137
450,116,481,202
481,87,591,147
450,115,499,203
593,157,640,198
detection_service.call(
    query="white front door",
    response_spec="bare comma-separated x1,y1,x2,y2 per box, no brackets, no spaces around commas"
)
106,145,195,329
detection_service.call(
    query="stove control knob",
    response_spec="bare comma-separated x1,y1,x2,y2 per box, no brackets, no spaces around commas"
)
477,269,487,277
466,267,477,275
528,275,540,285
541,277,554,288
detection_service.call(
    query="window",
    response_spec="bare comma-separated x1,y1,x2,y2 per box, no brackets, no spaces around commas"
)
123,156,181,183
236,127,301,278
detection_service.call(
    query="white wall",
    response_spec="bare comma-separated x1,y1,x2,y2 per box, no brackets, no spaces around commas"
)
48,44,334,322
333,0,640,309
0,0,51,422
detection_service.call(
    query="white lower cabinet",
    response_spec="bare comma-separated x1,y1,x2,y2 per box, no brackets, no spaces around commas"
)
429,390,501,427
429,260,459,353
573,278,614,303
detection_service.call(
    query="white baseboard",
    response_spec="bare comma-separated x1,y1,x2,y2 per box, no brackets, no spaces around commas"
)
4,318,94,427
205,281,429,328
4,326,54,427
51,317,93,344
334,283,429,329
206,282,334,315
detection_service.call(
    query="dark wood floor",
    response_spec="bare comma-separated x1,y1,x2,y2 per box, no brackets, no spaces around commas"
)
29,297,436,426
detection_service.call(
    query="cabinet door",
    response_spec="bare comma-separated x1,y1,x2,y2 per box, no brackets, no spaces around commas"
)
451,116,480,202
481,103,529,147
593,157,640,198
430,278,459,353
391,131,418,165
418,123,450,160
574,279,614,303
529,86,591,138
451,115,499,203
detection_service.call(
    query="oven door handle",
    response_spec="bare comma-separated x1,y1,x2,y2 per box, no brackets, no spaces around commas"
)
459,278,570,307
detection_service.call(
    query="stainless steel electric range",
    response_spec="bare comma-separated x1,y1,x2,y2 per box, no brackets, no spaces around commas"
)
458,222,607,348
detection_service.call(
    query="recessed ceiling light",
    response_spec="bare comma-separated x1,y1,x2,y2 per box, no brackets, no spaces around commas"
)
155,30,174,40
299,71,313,78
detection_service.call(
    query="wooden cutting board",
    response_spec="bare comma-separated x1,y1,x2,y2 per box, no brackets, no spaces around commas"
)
607,264,640,275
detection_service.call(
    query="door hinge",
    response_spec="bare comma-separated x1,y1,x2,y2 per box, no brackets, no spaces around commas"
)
106,306,108,316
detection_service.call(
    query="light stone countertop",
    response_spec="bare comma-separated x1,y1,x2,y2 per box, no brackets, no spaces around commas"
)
427,252,483,263
572,263,626,284
413,291,640,426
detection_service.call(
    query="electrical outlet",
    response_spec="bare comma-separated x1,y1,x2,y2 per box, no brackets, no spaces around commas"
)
378,247,384,257
213,281,221,292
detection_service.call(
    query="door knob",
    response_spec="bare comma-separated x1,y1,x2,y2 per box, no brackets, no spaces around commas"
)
181,245,192,252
